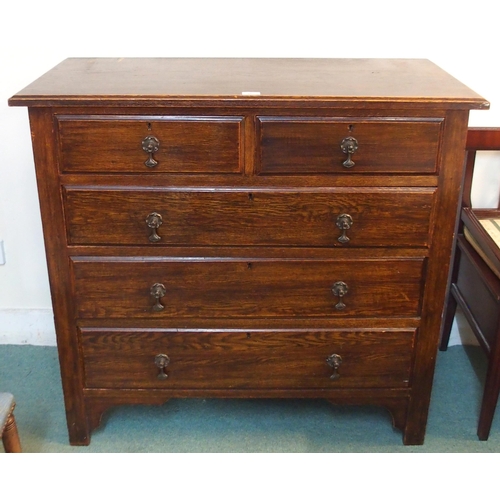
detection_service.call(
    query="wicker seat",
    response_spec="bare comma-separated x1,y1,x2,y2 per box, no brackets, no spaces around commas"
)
0,393,22,452
440,128,500,440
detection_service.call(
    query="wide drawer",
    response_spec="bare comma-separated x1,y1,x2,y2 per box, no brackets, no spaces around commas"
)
80,328,416,389
56,115,244,174
72,257,425,319
257,117,442,174
64,187,435,247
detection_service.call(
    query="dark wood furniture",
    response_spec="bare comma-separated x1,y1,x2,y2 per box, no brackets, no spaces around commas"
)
9,58,488,445
0,393,22,453
440,128,500,440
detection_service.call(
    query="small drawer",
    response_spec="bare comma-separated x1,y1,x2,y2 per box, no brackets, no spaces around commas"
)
64,187,435,248
80,328,416,390
257,117,442,175
72,257,425,319
56,115,244,174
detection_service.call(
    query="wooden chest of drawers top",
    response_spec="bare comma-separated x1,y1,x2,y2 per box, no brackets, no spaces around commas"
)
9,58,487,108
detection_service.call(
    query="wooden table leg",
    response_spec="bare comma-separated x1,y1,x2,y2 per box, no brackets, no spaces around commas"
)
2,413,22,453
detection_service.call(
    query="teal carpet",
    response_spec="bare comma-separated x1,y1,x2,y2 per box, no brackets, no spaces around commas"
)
1,344,499,452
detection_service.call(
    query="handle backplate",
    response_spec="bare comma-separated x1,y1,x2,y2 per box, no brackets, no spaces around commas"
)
336,213,353,244
150,283,166,312
146,212,163,242
340,136,358,168
332,281,348,310
154,353,170,380
142,135,160,168
326,353,343,380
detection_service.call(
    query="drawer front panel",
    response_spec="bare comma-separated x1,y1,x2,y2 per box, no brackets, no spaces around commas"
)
72,258,424,319
258,117,442,174
80,328,416,389
64,187,435,248
56,116,243,174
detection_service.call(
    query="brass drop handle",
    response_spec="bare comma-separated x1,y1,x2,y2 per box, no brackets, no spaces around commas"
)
332,281,348,310
146,212,163,242
326,354,342,380
142,135,160,168
154,354,170,380
336,213,353,244
150,283,166,311
340,136,358,168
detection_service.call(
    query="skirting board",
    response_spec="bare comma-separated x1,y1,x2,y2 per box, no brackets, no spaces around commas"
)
0,309,57,346
0,308,478,347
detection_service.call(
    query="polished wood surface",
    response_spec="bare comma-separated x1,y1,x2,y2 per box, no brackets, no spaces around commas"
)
57,115,243,174
8,58,488,108
9,58,487,445
258,117,442,174
72,257,424,319
80,328,415,389
64,187,435,247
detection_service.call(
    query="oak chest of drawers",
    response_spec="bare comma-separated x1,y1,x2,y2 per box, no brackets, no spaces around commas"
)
9,58,488,445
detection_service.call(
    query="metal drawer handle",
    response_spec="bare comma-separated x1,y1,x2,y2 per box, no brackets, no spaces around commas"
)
332,281,348,310
146,212,163,242
142,135,160,168
336,213,353,244
340,136,358,168
326,354,342,380
150,283,166,311
154,354,170,380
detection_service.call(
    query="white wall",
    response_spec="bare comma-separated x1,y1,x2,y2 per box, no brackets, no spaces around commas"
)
1,0,499,345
